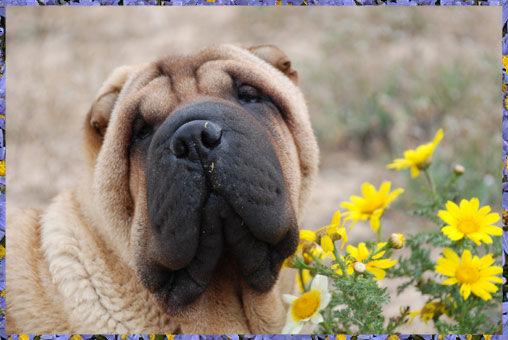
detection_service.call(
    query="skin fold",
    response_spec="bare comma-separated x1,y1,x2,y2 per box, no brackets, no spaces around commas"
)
7,44,319,334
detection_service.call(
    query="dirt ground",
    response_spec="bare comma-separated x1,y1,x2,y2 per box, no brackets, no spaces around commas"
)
7,7,500,333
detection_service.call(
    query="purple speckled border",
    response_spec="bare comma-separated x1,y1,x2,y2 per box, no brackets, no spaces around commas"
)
0,2,505,340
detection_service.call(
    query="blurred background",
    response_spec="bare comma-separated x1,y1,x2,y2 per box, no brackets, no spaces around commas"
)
7,7,500,332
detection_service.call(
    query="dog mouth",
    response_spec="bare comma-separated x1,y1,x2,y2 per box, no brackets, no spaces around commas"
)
141,188,298,313
138,101,298,312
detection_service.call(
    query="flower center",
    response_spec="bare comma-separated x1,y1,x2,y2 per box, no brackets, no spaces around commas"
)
455,264,480,284
361,199,385,215
291,290,321,321
457,217,479,234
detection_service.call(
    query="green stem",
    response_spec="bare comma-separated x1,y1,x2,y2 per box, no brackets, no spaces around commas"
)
298,269,307,292
423,168,436,196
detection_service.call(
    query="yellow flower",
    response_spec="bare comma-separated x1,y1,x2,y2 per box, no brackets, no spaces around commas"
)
346,242,397,280
387,336,399,340
321,210,348,249
70,336,83,340
387,129,443,178
284,232,318,267
166,335,175,340
19,335,29,340
409,301,447,323
282,275,331,334
336,336,347,340
435,248,502,300
341,181,403,232
438,198,501,245
297,242,326,265
0,160,5,176
331,263,343,276
503,55,508,70
318,236,346,273
0,244,5,258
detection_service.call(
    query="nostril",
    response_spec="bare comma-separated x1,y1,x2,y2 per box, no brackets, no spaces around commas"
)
201,122,222,149
170,138,189,158
169,120,222,160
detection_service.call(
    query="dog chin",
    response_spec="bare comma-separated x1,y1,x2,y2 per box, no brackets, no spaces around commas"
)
137,191,298,314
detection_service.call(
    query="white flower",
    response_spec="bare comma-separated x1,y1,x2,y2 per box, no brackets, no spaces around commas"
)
281,274,331,334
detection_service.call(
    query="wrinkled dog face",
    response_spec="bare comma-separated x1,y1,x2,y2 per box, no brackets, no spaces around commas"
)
85,45,319,314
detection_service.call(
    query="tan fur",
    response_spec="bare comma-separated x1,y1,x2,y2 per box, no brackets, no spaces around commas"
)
7,44,319,333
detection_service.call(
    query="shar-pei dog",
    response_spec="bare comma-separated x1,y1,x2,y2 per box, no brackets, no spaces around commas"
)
7,44,319,334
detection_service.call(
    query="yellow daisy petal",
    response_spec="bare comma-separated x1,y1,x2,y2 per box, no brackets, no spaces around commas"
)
346,245,359,260
369,258,397,269
460,284,471,300
438,210,457,226
300,230,317,242
410,166,420,178
442,248,460,263
357,242,369,261
369,209,383,232
441,226,464,241
320,235,334,253
442,277,458,285
367,267,386,280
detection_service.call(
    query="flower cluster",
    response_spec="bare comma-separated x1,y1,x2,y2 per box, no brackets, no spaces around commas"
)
283,128,503,334
390,129,503,332
284,183,403,333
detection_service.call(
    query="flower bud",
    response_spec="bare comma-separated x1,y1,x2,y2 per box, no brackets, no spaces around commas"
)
302,241,320,264
353,261,366,273
302,241,316,254
453,164,465,176
389,233,405,249
315,227,328,241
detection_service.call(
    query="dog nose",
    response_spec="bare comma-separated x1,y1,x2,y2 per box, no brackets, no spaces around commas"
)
170,120,222,159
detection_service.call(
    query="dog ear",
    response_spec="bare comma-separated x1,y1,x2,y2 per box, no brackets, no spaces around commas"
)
84,65,136,163
248,45,298,84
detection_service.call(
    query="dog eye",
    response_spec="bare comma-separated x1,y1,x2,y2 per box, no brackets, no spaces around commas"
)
237,84,261,104
132,116,153,141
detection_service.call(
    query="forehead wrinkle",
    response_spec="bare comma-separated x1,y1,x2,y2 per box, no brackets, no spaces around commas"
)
121,64,160,100
195,61,237,99
155,56,203,103
138,75,176,123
